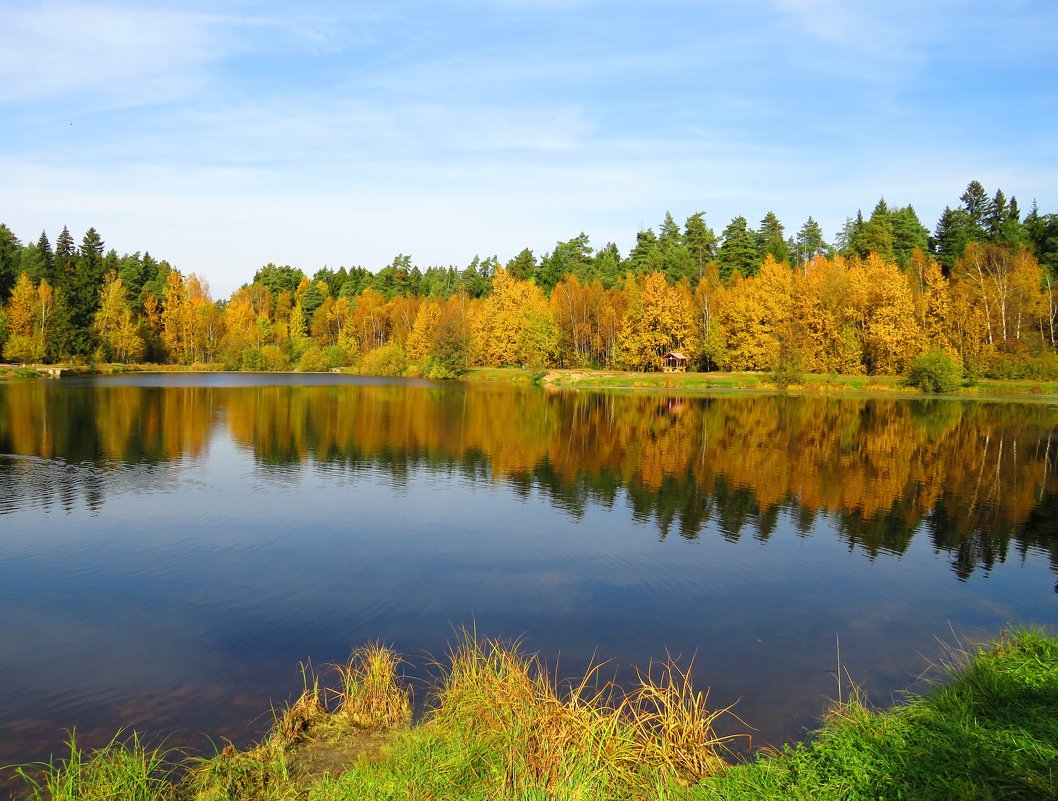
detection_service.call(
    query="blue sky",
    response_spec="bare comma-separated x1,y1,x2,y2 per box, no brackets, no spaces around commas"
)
2,0,1056,297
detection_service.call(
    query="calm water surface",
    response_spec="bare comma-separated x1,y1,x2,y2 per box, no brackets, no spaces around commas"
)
0,374,1056,773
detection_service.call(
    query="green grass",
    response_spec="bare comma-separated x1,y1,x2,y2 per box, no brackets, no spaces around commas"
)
462,367,1058,400
690,627,1058,801
9,731,174,801
8,629,1058,801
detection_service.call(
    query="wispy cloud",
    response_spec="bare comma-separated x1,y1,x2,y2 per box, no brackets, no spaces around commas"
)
0,2,219,105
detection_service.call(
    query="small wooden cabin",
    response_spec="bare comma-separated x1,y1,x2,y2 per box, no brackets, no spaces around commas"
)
660,351,688,373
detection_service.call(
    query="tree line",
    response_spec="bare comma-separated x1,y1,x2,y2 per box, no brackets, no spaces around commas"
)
2,180,1058,378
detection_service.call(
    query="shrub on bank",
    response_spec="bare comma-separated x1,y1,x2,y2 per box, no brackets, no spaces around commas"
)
906,348,962,393
358,344,407,377
298,347,330,372
240,347,264,371
260,345,291,372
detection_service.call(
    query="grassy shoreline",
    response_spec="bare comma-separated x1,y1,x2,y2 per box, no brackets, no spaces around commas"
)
4,362,1058,400
8,628,1057,801
465,366,1058,400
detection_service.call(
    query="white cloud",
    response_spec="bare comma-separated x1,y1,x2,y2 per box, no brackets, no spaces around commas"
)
0,2,220,105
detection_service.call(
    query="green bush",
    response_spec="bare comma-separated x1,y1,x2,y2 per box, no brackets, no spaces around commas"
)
260,345,291,372
424,315,469,379
241,347,264,371
772,341,804,389
325,345,351,369
906,348,962,393
358,343,407,377
299,347,330,372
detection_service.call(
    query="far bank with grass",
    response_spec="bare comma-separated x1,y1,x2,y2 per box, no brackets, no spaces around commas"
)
4,360,1058,401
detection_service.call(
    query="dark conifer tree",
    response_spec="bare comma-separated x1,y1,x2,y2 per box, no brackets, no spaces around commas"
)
36,231,56,284
932,207,975,274
684,212,718,282
794,217,826,265
889,205,929,267
756,211,788,265
860,199,894,260
717,216,759,279
506,248,537,282
625,228,658,274
960,180,992,240
66,228,107,355
0,224,22,300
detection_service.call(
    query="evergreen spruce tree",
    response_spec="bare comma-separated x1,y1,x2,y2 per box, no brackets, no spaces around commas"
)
625,228,659,274
717,216,760,279
1025,201,1058,273
932,206,976,274
756,211,788,265
18,244,47,283
889,205,929,267
794,217,826,265
656,212,694,284
66,228,107,355
960,180,992,240
36,231,56,284
593,242,623,288
684,212,718,282
507,248,537,282
860,199,894,259
0,224,22,300
836,212,865,256
539,233,592,291
996,195,1028,248
47,287,75,362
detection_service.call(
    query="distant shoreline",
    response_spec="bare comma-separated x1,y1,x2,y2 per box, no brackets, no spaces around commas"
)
4,362,1058,401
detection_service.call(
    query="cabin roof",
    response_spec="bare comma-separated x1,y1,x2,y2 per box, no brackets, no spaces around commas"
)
661,351,687,360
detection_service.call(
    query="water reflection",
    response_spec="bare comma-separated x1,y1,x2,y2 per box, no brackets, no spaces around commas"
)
1,378,1056,583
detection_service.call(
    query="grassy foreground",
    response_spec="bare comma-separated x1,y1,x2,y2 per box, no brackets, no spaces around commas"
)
7,628,1057,801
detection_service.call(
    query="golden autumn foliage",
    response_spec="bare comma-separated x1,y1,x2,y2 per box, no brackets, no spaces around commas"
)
844,254,924,374
2,272,53,363
711,256,792,371
93,272,145,363
161,271,218,364
8,236,1047,377
471,268,558,367
406,300,442,363
613,272,698,370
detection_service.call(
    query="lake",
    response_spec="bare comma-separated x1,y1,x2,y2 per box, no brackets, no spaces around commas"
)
0,374,1055,773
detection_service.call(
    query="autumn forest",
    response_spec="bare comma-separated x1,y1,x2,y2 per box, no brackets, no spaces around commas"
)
2,180,1058,380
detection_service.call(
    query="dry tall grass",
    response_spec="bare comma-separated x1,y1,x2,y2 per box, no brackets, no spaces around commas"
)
428,630,745,796
332,642,412,728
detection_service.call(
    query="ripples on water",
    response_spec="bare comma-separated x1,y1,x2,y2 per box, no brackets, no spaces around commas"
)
0,375,1055,772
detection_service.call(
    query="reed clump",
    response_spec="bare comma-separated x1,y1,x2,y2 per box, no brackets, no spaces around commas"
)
423,631,744,797
332,643,412,728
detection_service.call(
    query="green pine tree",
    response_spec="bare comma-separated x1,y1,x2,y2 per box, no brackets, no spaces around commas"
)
507,248,537,282
717,216,760,279
860,199,894,260
684,212,718,282
756,211,788,265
